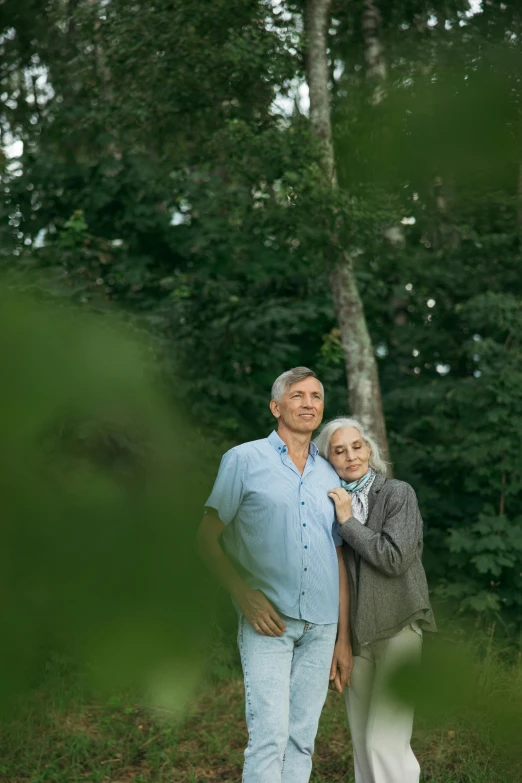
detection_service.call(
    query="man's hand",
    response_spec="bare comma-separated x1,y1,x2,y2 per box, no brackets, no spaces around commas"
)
329,637,353,693
328,487,353,525
237,589,286,637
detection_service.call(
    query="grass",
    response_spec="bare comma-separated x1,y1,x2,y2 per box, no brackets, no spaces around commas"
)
0,636,520,783
0,681,515,783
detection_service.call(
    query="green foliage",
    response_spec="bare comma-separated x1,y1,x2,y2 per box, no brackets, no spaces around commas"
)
2,0,522,636
0,288,215,715
384,284,522,630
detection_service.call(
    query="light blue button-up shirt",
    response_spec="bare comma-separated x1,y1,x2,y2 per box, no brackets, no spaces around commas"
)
205,431,342,624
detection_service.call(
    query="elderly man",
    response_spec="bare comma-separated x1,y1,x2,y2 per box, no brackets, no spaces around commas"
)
198,367,352,783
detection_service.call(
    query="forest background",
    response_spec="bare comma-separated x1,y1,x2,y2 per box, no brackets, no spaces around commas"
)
1,1,522,780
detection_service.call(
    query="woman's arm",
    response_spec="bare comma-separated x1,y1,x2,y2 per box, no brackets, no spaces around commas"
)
329,485,422,577
329,546,353,692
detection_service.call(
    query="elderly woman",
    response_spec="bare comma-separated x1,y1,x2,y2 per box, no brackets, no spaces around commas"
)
314,417,436,783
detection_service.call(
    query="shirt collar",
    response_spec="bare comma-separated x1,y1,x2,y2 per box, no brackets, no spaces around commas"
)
268,430,318,458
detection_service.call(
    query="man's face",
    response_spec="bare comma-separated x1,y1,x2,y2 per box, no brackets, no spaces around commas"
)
270,377,324,434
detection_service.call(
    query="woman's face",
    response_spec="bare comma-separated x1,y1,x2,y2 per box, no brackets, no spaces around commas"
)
328,426,371,482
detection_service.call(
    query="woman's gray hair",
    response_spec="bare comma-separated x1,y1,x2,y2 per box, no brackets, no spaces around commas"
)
314,417,388,475
271,367,324,403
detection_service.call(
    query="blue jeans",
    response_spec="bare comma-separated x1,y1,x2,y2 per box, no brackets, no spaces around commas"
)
238,613,337,783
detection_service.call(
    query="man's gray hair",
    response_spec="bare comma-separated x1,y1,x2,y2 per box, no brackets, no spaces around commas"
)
314,417,388,475
271,367,324,403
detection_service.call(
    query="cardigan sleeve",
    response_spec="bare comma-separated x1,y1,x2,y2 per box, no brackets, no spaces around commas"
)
338,483,421,577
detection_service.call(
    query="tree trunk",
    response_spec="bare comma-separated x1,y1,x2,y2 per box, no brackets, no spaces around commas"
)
517,160,522,244
329,262,390,457
362,0,405,250
67,0,81,45
431,175,460,249
87,0,114,103
362,0,386,105
303,0,391,469
87,0,121,169
303,0,336,181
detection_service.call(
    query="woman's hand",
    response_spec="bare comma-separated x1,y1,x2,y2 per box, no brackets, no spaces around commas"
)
329,637,353,692
328,487,353,525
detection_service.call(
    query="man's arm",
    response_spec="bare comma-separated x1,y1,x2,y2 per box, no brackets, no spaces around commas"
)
329,546,353,692
197,512,286,637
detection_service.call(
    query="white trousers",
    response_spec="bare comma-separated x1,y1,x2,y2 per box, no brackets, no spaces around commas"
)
345,626,422,783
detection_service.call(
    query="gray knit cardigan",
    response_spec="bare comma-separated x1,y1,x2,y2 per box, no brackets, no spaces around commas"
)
339,472,437,654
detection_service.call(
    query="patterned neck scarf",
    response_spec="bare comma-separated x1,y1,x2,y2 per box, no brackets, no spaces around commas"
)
341,467,376,525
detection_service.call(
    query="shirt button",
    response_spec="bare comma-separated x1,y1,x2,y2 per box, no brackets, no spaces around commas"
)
304,567,308,571
301,501,305,505
304,545,308,549
302,592,305,595
303,523,306,527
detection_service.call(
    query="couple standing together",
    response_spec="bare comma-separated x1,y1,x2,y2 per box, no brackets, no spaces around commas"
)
199,367,436,783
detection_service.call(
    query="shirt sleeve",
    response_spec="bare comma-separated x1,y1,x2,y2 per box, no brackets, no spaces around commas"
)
204,448,245,525
332,521,343,547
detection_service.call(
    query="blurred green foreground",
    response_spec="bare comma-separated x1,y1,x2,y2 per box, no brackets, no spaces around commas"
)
0,289,213,721
0,289,520,782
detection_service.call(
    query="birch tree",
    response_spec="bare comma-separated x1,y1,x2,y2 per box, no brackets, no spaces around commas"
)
362,0,386,105
303,0,391,467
